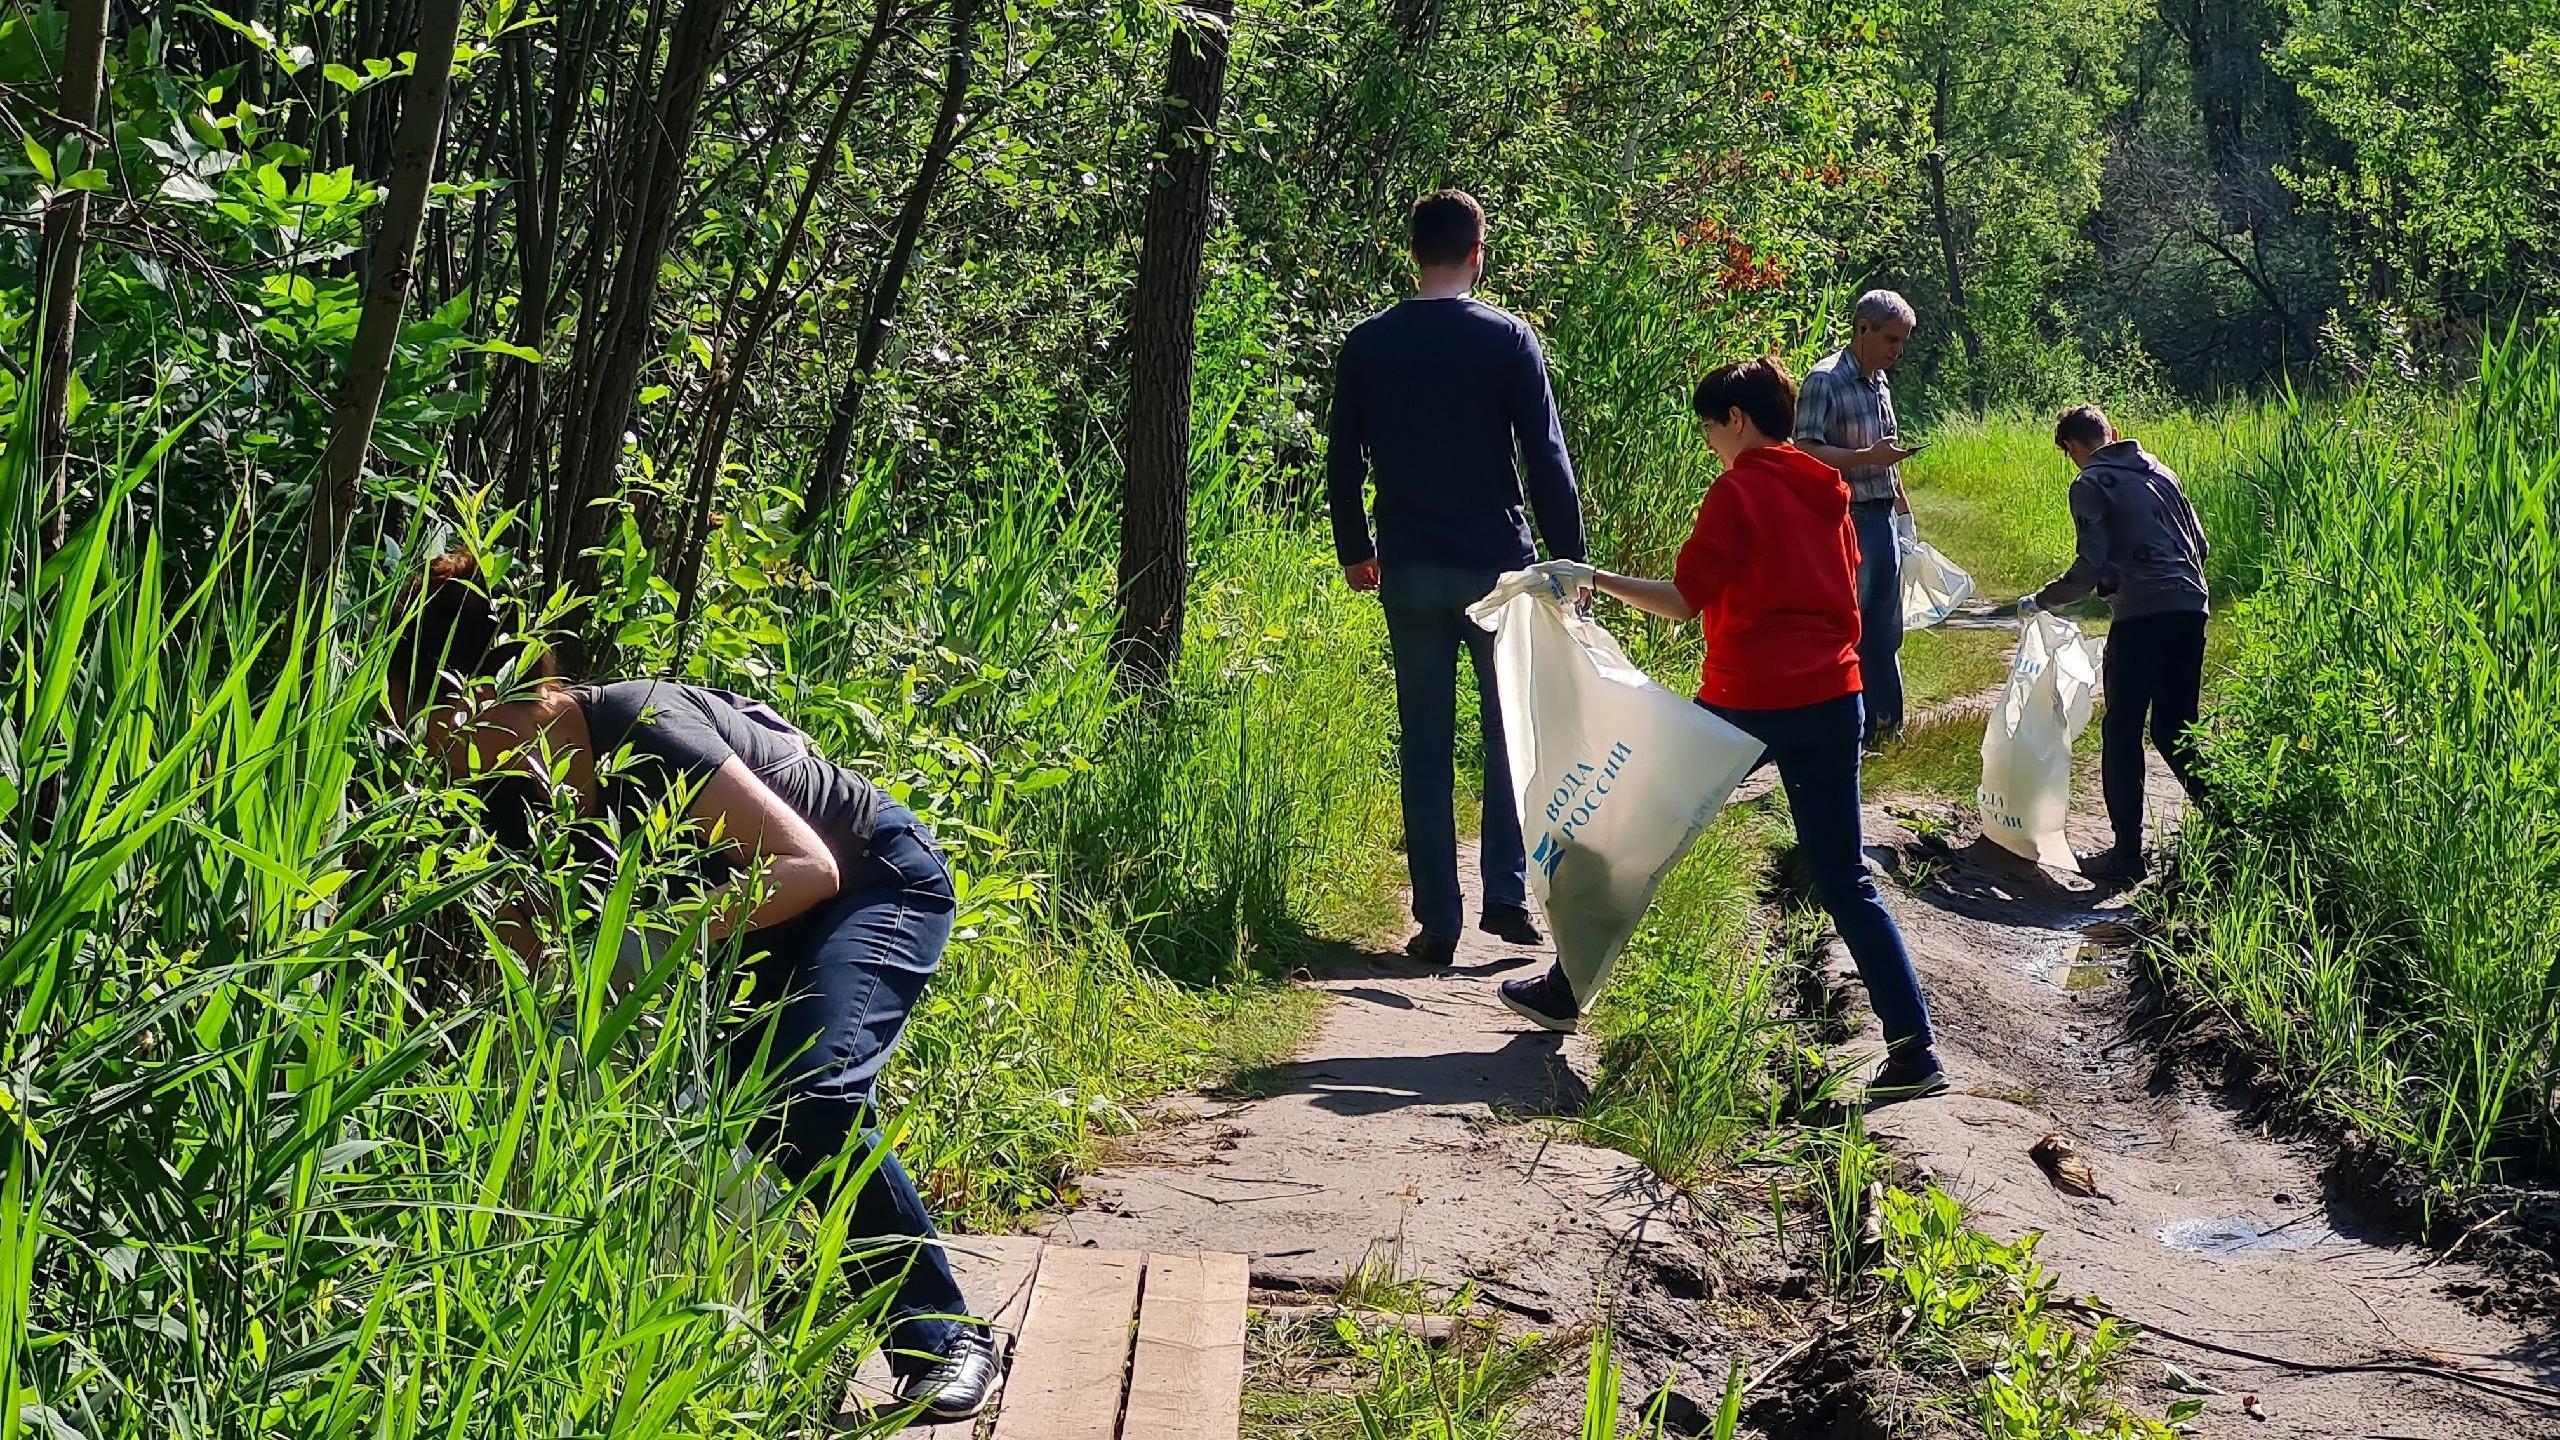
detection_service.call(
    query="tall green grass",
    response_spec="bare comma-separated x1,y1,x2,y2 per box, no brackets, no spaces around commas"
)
2,346,1402,1431
2171,330,2560,1187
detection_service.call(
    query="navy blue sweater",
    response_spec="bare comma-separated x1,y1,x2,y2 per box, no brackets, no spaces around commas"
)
1325,298,1587,571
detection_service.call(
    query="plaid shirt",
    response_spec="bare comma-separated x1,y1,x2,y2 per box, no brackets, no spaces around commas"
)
1794,347,1901,503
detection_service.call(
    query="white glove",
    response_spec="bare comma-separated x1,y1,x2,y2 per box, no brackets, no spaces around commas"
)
1530,558,1598,601
1892,512,1919,557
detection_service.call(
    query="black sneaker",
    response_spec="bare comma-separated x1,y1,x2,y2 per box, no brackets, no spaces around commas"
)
2077,847,2148,884
1479,903,1544,946
897,1326,1001,1422
1498,973,1581,1033
1404,933,1459,966
1866,1048,1949,1104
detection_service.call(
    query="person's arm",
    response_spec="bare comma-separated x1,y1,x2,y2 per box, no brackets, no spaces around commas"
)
2031,478,2109,610
1592,572,1697,621
686,758,843,941
1589,484,1732,623
1794,369,1919,473
1325,340,1378,586
1507,325,1587,563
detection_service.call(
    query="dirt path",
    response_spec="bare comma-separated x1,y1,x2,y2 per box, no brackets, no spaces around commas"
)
1041,866,1755,1426
1852,768,2560,1437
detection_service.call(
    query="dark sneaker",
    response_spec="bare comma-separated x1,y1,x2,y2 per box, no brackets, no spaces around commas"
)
1479,904,1544,946
1866,1049,1949,1104
2077,847,2148,884
897,1326,1001,1422
1499,973,1581,1033
1404,933,1459,966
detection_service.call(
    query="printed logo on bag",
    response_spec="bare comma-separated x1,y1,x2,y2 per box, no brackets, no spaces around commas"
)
1532,832,1566,881
1544,741,1635,840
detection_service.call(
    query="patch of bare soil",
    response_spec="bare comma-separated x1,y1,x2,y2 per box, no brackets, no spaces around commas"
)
1845,765,2560,1438
1041,857,1818,1435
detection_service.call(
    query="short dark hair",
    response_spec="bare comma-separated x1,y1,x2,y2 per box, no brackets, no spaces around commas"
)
1409,189,1485,267
1692,355,1797,439
386,549,558,714
2054,404,2111,450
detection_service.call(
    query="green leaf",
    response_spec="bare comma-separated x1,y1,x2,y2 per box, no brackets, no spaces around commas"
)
159,173,220,203
22,133,53,183
322,62,363,91
473,339,543,363
64,168,107,191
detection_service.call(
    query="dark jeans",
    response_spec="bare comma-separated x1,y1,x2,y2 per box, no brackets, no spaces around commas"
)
1851,501,1905,742
1381,561,1529,938
2100,610,2208,855
730,800,968,1371
1708,692,1934,1054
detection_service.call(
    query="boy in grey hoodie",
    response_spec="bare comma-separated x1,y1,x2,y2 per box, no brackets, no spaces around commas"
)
2018,404,2211,881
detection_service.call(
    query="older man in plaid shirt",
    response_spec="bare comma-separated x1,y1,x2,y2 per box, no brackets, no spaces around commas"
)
1794,290,1926,745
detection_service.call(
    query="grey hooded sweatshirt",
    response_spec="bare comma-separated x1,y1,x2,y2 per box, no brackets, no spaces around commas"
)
2032,440,2210,621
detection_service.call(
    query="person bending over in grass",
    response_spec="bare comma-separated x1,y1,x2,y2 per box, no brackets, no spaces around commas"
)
2017,404,2212,884
386,552,998,1421
1517,357,1945,1101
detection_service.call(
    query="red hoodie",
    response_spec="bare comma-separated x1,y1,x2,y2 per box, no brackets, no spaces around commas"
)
1672,442,1864,710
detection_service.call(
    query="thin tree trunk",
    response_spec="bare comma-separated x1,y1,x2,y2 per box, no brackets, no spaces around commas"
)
802,0,982,537
1924,68,1986,407
304,0,468,584
672,0,901,623
556,0,734,599
1114,0,1234,686
34,0,109,556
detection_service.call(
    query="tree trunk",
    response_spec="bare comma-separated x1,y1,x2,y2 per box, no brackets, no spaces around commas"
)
672,0,901,624
555,0,733,598
1924,69,1986,407
304,0,468,584
33,0,109,556
802,0,982,538
1113,0,1235,687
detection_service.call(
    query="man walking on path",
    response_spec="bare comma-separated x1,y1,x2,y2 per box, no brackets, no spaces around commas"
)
1327,189,1589,964
1794,290,1926,745
2019,404,2212,883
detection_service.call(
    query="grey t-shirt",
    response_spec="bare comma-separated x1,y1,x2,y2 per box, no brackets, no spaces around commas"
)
573,681,881,875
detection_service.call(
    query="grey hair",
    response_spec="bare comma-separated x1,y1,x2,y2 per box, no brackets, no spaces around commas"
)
1853,289,1917,331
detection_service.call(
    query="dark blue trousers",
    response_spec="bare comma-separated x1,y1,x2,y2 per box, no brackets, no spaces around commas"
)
732,801,967,1371
1711,692,1934,1053
1851,501,1906,742
1379,561,1530,939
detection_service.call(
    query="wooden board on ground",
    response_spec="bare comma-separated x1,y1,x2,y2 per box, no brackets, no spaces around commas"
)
837,1241,1248,1439
988,1247,1144,1440
1120,1251,1249,1440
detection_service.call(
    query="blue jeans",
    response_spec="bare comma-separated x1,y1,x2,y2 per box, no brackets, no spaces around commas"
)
1708,692,1934,1054
1851,501,1905,741
1380,561,1528,938
731,800,968,1370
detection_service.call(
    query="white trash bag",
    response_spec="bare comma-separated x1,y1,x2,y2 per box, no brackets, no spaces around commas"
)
1977,611,2100,868
1900,540,1976,630
1466,570,1765,1008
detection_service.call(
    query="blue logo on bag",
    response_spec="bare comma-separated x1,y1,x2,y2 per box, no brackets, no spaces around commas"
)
1532,832,1565,880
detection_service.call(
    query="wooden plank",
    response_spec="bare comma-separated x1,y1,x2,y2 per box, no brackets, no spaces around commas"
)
988,1248,1144,1440
1120,1252,1249,1440
840,1235,1046,1434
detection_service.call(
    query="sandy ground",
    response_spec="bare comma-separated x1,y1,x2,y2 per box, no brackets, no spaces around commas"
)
1028,656,2560,1436
1041,899,1768,1425
1851,767,2560,1438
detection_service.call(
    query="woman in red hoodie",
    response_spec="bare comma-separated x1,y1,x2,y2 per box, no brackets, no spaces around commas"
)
1507,356,1943,1100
